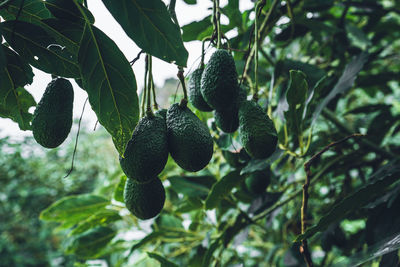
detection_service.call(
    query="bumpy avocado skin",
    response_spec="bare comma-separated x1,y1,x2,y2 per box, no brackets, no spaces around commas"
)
188,68,213,112
166,103,213,172
31,78,74,148
238,100,278,159
214,87,247,133
119,114,169,183
124,177,165,220
245,169,271,195
201,49,239,110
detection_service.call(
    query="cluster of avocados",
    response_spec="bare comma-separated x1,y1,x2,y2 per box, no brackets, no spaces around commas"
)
32,78,74,149
188,49,278,160
188,48,279,195
120,101,213,220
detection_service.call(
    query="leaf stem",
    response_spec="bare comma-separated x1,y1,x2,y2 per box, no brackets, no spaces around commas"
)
146,54,153,116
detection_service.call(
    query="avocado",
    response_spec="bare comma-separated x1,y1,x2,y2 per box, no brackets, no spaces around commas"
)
31,78,74,148
245,169,271,195
201,49,239,110
166,103,213,172
214,87,247,133
119,114,168,183
124,177,165,220
238,100,278,159
188,68,213,112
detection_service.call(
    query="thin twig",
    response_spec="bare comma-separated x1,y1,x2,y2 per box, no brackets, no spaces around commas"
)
130,50,143,65
300,133,365,267
177,67,188,107
64,97,89,178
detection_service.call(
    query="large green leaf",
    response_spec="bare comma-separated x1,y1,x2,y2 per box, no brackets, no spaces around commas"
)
70,209,121,236
181,16,212,42
205,170,244,210
40,194,109,224
101,0,188,67
113,175,127,203
66,226,116,259
130,231,165,254
284,70,308,136
78,23,139,155
294,160,400,242
0,45,35,130
311,52,369,124
1,20,80,77
147,252,179,267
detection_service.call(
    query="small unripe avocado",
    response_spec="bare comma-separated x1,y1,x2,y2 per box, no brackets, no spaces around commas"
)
119,114,168,182
166,103,213,172
188,68,213,112
201,49,239,110
238,100,278,159
31,78,74,148
124,177,165,220
245,169,271,195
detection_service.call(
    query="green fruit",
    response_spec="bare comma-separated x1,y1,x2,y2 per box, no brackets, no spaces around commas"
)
239,100,278,159
188,68,213,112
119,114,168,182
31,78,74,148
166,103,213,172
245,169,271,195
124,177,165,220
201,49,239,110
155,108,167,120
222,148,251,168
214,87,247,133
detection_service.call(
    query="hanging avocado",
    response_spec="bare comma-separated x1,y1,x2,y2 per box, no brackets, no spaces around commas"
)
188,68,213,112
119,113,169,183
31,78,74,148
166,103,213,172
201,49,239,110
124,177,165,220
238,100,278,159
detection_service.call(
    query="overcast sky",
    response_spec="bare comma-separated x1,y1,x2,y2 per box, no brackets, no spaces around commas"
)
0,0,253,139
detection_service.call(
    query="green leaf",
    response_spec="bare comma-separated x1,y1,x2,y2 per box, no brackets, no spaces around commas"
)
40,194,109,224
78,23,139,155
0,45,35,130
182,0,196,5
0,0,51,21
182,16,212,42
168,175,216,198
45,0,95,24
205,170,245,210
70,210,121,236
311,52,368,125
101,0,188,67
130,231,165,254
284,70,308,136
66,226,116,259
294,160,400,242
147,252,179,267
113,175,127,203
175,197,203,213
1,20,80,77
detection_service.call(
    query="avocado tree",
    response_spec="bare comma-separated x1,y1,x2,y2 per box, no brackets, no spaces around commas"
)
1,0,400,266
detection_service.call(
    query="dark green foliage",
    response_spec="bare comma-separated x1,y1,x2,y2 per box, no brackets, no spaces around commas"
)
245,169,271,195
188,68,213,111
31,78,73,148
166,103,213,172
124,177,165,220
238,100,278,159
201,49,239,110
119,114,168,182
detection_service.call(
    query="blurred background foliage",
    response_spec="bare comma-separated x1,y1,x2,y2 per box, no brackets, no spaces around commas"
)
1,0,400,266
